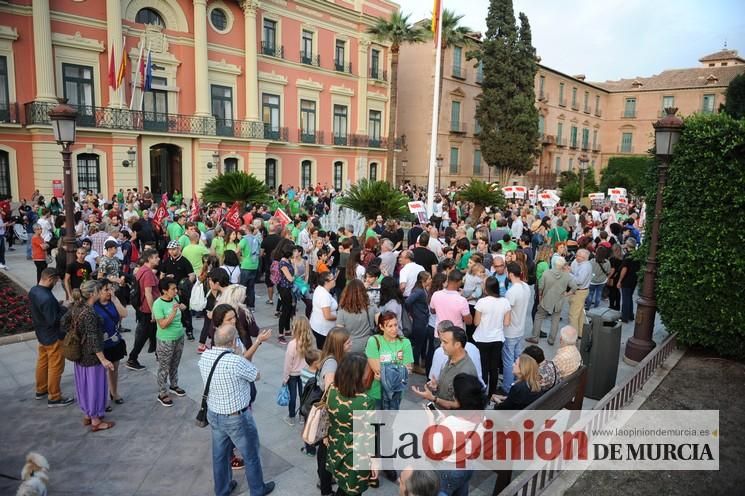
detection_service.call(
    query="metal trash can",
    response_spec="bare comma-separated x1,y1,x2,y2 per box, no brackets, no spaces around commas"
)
580,308,622,399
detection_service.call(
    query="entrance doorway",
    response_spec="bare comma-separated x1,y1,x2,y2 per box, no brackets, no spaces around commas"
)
150,144,182,197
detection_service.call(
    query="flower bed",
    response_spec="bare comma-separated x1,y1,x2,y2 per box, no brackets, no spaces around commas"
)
0,272,34,336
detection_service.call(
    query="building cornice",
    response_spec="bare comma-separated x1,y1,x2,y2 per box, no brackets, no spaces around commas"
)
209,59,243,76
296,78,324,91
258,71,289,86
0,25,19,41
52,32,105,52
330,85,355,96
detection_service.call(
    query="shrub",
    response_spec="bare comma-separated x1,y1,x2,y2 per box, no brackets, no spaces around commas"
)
656,113,745,359
200,172,270,206
599,156,653,197
336,179,410,221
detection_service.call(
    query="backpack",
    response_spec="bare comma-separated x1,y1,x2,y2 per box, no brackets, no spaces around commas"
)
269,260,281,285
130,270,144,311
299,369,324,418
531,230,544,247
61,312,83,362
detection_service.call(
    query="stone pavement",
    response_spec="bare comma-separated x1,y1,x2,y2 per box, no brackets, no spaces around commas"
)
0,244,669,495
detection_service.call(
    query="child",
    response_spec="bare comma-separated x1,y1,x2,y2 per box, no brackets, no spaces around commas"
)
364,265,382,307
299,348,321,456
282,316,314,426
315,246,330,274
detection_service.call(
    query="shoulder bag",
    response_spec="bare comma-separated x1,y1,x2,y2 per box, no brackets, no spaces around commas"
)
61,310,84,362
196,350,231,428
302,385,331,445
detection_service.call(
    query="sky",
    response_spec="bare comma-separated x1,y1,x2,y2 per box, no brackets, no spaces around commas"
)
395,0,745,82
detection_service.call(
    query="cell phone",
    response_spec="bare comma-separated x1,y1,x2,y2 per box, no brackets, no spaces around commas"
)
426,401,437,411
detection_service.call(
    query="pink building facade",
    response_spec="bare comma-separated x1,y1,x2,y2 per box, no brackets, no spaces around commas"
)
0,0,398,201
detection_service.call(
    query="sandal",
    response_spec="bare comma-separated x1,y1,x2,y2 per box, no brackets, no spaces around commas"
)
83,417,91,426
91,420,116,432
110,393,124,404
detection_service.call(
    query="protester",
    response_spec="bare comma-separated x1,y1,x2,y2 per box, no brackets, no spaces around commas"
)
126,249,160,371
473,277,511,396
493,354,543,410
617,238,641,323
502,262,531,394
282,316,314,426
153,279,187,407
93,279,128,406
336,279,377,353
528,256,577,345
553,326,582,379
309,271,338,349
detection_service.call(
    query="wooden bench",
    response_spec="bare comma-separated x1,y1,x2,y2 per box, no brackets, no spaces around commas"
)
492,365,588,495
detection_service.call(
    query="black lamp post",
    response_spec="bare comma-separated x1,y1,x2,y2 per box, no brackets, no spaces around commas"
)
401,159,408,185
578,153,589,201
122,146,136,167
48,98,78,267
436,154,444,192
624,107,684,364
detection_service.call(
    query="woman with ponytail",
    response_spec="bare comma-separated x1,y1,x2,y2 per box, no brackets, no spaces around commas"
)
61,280,116,431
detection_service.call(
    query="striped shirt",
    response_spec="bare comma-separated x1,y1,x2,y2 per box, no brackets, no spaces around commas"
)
198,347,257,415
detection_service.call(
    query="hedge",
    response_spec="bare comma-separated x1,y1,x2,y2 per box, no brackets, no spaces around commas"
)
599,156,653,196
656,113,745,359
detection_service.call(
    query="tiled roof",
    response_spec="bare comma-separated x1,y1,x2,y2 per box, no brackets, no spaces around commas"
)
591,65,745,92
699,49,744,62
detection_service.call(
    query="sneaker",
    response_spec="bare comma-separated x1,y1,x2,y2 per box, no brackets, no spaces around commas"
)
186,331,195,341
120,327,132,333
301,446,316,457
265,299,273,305
278,336,288,345
169,386,186,397
196,344,207,354
125,360,146,371
284,416,296,426
35,391,48,400
262,481,276,495
48,396,74,408
157,395,173,407
231,455,245,470
0,263,8,270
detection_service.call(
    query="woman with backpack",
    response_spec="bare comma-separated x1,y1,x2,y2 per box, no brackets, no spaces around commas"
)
93,280,128,408
61,280,116,432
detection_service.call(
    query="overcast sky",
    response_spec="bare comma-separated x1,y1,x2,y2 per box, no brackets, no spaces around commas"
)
395,0,745,82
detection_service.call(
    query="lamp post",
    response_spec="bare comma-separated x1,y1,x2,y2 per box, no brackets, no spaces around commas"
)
578,153,589,201
48,98,78,267
122,146,136,168
401,159,408,185
624,107,683,364
436,154,444,193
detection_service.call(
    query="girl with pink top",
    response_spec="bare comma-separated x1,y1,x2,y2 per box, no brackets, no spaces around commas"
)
282,316,315,425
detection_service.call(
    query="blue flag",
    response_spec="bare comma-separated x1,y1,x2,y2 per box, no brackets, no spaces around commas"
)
144,50,153,91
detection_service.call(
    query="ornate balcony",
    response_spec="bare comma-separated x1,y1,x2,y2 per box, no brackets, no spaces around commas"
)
451,65,466,80
0,102,19,124
333,135,348,146
300,51,320,67
298,130,324,144
261,42,284,59
263,125,289,141
334,59,353,74
369,67,388,81
450,121,467,134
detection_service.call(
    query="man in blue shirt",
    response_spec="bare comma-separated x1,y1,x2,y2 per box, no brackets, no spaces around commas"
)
29,268,74,407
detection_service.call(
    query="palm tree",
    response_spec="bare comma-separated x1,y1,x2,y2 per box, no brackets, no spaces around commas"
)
428,9,475,111
457,179,506,224
201,171,270,207
367,12,427,183
336,179,410,221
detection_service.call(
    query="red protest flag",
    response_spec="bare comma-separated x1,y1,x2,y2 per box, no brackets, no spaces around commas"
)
275,207,291,227
224,202,242,230
190,192,200,221
153,203,168,226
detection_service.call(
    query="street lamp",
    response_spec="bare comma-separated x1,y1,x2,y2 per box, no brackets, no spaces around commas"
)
122,146,136,168
624,107,683,364
436,154,444,192
578,153,589,201
48,98,78,267
401,159,408,185
206,150,221,173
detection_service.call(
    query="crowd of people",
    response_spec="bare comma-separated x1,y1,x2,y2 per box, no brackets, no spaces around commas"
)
12,182,644,496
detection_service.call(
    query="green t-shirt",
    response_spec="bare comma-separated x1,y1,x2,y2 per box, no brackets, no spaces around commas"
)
182,244,209,274
364,335,413,400
212,237,226,260
457,250,472,271
167,222,185,242
365,228,377,240
289,200,300,216
547,226,569,247
152,296,185,341
178,233,190,249
238,236,259,270
498,240,518,253
536,260,549,283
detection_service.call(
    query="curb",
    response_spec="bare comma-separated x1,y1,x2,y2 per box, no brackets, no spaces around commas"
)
0,331,37,346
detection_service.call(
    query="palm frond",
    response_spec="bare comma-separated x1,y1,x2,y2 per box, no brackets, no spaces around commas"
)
200,172,271,206
336,179,410,221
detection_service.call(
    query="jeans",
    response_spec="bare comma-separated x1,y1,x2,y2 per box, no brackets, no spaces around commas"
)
410,325,428,367
501,336,523,393
476,341,503,396
0,235,5,264
35,340,65,400
587,283,604,309
240,268,258,308
287,375,302,418
207,408,269,496
439,469,473,496
621,286,635,321
129,311,156,362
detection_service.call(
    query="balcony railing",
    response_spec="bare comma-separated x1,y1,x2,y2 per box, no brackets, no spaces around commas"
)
333,135,348,146
581,142,590,151
555,137,567,147
617,144,634,153
537,92,549,103
569,140,578,149
583,106,591,114
540,134,555,145
298,129,324,144
263,125,289,141
622,110,637,118
369,68,387,81
450,121,467,134
592,143,601,152
571,101,579,111
261,41,284,58
0,102,19,124
594,108,603,117
558,97,567,107
300,51,320,67
334,59,353,74
451,65,466,79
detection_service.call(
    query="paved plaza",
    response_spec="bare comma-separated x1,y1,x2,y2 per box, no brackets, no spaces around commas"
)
0,246,669,495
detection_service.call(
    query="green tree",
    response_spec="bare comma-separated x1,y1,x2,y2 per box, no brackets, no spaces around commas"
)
367,12,427,183
456,179,506,223
599,156,653,197
468,0,539,185
336,179,410,221
723,72,745,119
558,169,598,203
200,172,270,206
655,113,745,358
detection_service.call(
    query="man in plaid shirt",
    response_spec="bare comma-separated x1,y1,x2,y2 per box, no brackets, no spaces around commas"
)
198,325,276,496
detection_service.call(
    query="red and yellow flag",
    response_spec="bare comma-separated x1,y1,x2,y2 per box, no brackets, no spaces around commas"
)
432,0,442,44
116,40,127,88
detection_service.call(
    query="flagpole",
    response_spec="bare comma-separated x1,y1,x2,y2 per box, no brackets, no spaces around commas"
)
130,44,144,110
426,0,445,217
119,35,126,108
139,44,151,111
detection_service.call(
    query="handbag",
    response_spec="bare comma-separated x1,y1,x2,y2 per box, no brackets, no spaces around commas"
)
61,311,83,362
276,383,290,407
195,351,231,428
302,385,331,445
189,282,208,312
293,275,310,297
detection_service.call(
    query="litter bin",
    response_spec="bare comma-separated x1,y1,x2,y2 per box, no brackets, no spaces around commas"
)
580,308,622,399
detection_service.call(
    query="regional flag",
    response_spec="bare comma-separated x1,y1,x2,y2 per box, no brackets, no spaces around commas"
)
225,202,242,230
143,50,153,91
108,42,116,89
431,0,442,44
116,40,128,88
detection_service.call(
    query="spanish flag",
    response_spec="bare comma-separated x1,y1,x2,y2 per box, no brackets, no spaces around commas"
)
116,38,127,89
432,0,442,44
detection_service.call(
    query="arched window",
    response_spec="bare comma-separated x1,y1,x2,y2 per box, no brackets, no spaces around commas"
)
265,158,277,189
77,153,101,193
301,160,312,188
333,161,343,191
136,8,165,28
369,162,378,181
0,150,10,199
224,157,238,174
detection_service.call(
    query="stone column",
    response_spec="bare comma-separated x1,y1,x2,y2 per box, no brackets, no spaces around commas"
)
242,0,259,120
193,0,210,116
32,0,57,102
356,39,370,133
106,0,124,108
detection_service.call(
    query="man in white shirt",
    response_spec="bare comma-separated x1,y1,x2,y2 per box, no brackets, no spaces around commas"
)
397,250,424,297
502,262,531,393
429,321,485,387
511,212,524,241
377,238,399,277
297,221,312,255
425,225,444,260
